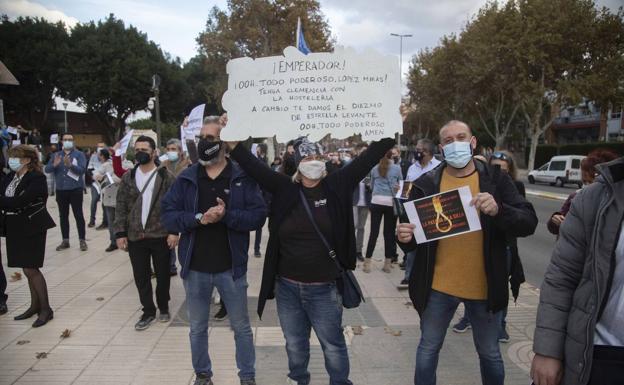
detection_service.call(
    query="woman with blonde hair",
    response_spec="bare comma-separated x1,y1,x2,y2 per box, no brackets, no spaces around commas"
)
0,145,56,327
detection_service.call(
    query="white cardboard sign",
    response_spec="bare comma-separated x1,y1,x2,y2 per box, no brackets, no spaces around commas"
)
50,134,59,144
221,46,402,142
116,129,134,156
187,103,205,139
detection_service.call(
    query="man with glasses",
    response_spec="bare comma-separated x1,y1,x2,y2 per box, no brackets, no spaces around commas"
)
114,135,178,331
161,116,266,385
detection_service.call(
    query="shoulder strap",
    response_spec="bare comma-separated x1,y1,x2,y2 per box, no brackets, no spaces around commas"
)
298,188,343,271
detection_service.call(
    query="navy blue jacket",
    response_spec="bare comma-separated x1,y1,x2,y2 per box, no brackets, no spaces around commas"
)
161,161,267,280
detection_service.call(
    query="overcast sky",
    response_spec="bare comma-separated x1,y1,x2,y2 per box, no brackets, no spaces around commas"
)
1,0,620,113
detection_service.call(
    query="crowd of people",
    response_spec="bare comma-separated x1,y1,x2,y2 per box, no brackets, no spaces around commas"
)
0,114,622,385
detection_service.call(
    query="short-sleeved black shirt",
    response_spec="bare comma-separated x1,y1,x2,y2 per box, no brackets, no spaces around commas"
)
189,162,232,273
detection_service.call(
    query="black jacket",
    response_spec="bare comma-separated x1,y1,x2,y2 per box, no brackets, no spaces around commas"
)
0,171,56,238
230,138,396,317
399,160,537,315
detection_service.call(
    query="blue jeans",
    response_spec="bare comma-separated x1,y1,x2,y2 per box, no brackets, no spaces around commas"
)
183,270,255,380
276,277,353,385
415,290,504,385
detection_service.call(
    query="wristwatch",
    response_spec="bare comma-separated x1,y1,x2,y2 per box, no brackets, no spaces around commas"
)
195,213,203,225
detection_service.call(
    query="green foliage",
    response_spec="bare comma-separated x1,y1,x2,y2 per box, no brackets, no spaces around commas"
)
196,0,334,108
0,15,70,129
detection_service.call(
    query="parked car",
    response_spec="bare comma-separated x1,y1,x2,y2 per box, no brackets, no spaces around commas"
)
528,155,585,188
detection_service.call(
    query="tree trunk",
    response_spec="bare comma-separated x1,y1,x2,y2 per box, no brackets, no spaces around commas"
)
495,135,506,150
599,106,608,141
527,129,541,171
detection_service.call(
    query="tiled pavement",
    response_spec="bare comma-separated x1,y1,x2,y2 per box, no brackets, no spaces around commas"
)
1,198,539,385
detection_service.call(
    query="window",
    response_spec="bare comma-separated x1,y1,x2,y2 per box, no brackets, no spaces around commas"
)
572,159,581,169
549,161,566,171
539,163,549,171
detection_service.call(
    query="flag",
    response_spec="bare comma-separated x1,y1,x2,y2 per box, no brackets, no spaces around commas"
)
296,17,311,54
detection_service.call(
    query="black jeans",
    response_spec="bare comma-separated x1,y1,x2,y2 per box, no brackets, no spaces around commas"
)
254,227,262,253
55,188,86,241
588,345,624,385
365,204,397,259
0,251,7,304
128,238,171,317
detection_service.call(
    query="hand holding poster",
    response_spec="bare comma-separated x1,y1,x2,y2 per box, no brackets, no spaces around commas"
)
403,186,481,244
221,46,402,142
116,129,134,156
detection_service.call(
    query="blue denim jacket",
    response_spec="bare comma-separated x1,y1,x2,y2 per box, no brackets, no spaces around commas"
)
44,149,87,191
370,164,402,197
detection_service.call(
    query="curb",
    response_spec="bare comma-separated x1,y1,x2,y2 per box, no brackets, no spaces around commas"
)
525,190,568,201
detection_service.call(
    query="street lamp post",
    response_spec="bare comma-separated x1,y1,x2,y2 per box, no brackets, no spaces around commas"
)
390,33,412,148
62,102,68,134
152,74,161,145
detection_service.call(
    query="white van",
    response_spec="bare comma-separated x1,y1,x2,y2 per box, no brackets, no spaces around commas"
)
528,155,586,188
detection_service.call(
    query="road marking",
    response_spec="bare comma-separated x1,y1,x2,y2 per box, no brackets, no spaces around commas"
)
526,190,568,201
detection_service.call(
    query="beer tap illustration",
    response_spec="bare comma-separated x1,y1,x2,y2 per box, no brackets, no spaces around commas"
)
432,195,452,233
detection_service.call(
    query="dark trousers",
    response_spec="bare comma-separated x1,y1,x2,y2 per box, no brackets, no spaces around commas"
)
254,228,262,253
128,238,171,317
89,184,100,224
103,206,116,244
588,345,624,385
0,251,7,304
56,188,86,241
365,204,397,259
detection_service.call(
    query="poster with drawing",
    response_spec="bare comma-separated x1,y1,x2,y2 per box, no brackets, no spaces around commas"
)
403,186,481,244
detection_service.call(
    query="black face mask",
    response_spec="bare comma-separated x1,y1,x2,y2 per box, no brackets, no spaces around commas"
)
414,151,424,161
198,138,222,162
393,156,400,164
135,151,152,165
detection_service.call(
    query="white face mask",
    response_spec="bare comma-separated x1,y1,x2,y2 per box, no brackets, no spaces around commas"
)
298,160,326,180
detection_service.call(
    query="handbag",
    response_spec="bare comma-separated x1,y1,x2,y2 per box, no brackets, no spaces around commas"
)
298,189,364,309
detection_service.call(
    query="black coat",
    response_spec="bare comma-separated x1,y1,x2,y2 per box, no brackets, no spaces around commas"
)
230,138,396,317
0,171,56,238
399,160,537,315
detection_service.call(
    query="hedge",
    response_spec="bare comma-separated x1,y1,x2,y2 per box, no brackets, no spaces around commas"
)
526,142,624,169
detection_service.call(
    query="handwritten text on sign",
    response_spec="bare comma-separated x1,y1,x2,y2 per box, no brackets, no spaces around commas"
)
221,46,402,142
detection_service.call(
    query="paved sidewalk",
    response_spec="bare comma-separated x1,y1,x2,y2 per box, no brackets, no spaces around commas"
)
1,198,538,385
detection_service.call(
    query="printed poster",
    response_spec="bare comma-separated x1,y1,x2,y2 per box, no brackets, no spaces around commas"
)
403,186,481,244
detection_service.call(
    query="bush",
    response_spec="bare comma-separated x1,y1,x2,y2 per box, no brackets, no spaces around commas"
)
527,142,624,169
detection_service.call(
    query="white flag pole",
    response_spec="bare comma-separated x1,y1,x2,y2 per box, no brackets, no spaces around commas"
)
296,17,301,48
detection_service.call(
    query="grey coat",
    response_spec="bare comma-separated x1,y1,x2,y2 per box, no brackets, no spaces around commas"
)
533,157,624,385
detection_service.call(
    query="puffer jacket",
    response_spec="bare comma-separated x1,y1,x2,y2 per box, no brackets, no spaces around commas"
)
533,157,624,385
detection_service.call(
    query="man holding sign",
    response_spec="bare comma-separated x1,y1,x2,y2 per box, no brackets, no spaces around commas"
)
396,120,537,385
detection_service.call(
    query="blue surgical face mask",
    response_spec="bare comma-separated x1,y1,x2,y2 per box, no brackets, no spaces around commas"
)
63,140,74,150
8,157,22,172
166,151,179,162
442,140,473,169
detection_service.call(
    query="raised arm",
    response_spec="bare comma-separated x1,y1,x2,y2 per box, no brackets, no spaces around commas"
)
332,138,395,189
229,142,290,194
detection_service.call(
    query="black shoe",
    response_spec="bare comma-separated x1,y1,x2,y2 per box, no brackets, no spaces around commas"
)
56,241,70,251
356,252,364,262
213,305,228,321
96,223,108,230
32,310,53,328
14,307,38,320
193,373,213,385
80,240,88,251
169,269,177,277
88,222,95,228
0,302,7,315
105,244,118,252
398,279,409,289
135,314,155,331
254,251,262,258
399,261,406,269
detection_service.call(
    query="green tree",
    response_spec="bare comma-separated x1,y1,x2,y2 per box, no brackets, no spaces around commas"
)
60,14,182,142
196,0,334,109
0,16,69,129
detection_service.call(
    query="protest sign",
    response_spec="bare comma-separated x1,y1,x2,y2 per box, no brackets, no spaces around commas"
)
50,134,59,144
186,103,205,139
403,186,481,244
7,126,17,135
396,181,413,200
116,129,134,156
221,46,402,142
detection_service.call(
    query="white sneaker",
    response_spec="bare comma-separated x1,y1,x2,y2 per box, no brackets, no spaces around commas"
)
213,290,221,305
286,376,298,385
